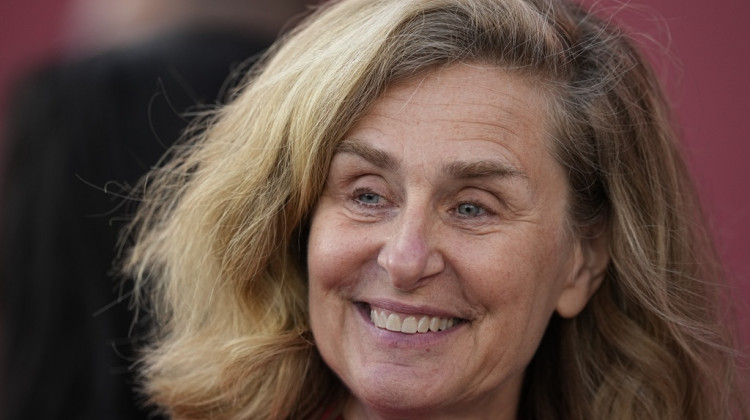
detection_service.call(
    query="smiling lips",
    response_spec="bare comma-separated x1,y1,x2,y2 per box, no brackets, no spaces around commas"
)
370,307,460,334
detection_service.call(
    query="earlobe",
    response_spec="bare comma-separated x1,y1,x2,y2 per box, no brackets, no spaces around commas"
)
555,233,609,319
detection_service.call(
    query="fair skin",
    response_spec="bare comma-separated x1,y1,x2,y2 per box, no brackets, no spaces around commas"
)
307,63,606,420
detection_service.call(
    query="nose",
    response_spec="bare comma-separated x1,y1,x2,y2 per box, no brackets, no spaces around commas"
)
377,207,445,291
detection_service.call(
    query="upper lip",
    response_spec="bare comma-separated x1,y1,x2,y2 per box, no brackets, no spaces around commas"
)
361,298,468,320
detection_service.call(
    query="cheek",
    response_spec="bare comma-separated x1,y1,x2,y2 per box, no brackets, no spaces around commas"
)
308,215,360,291
306,211,375,375
306,209,380,319
306,217,345,353
307,217,341,316
456,227,572,317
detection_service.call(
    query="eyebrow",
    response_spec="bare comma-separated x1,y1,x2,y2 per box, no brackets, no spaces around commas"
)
444,159,526,180
335,138,526,180
336,139,399,172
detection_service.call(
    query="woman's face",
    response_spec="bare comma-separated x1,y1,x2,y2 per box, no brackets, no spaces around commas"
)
308,64,604,419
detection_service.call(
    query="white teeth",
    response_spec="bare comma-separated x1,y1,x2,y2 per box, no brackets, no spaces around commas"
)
402,316,418,333
377,311,387,328
370,308,459,334
417,316,430,333
386,314,401,331
429,317,440,332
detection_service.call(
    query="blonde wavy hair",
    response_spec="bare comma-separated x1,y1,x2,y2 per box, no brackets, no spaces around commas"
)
123,0,747,418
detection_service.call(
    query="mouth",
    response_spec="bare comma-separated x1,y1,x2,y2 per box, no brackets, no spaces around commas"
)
360,303,466,334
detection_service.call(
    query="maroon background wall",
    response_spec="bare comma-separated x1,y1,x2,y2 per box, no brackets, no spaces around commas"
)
0,0,70,130
581,0,750,344
1,1,748,342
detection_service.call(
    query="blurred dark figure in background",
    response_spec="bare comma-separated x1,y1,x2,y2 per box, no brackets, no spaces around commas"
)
0,0,311,418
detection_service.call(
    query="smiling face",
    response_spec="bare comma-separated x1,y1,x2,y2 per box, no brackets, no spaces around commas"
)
307,64,605,420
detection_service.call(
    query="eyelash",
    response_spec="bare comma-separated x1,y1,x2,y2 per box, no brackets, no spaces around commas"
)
351,187,389,209
350,187,496,221
452,201,489,218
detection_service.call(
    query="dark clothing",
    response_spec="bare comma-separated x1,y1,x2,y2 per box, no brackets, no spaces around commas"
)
1,28,268,420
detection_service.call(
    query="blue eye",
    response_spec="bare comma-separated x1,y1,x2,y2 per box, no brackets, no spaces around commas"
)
357,192,382,204
457,203,484,217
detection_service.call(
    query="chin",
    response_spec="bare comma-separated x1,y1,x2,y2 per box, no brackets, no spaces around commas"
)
343,368,467,419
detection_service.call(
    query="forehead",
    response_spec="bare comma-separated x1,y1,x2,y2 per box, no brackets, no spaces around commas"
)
343,63,554,177
383,63,545,113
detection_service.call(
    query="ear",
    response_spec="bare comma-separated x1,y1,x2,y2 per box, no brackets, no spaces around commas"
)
555,232,609,318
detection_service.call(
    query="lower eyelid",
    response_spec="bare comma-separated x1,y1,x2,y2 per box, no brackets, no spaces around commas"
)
349,193,390,213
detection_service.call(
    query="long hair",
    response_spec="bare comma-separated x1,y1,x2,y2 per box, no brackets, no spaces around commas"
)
123,0,745,418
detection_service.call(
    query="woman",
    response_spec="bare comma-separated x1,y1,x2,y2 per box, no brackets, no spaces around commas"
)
123,0,746,419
